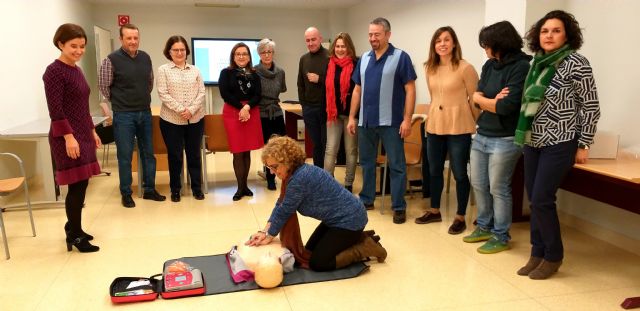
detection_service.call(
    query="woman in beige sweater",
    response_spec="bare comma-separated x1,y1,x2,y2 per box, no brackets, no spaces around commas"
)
415,26,480,235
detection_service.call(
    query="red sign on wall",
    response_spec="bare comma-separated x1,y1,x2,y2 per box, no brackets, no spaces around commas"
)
118,15,130,26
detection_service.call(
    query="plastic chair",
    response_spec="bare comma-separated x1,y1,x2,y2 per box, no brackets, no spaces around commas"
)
0,153,36,259
377,114,427,214
202,115,230,194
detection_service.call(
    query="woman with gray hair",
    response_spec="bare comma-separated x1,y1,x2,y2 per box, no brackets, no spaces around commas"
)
254,38,287,190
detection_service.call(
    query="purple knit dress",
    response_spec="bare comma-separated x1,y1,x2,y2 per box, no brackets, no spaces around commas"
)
43,59,101,185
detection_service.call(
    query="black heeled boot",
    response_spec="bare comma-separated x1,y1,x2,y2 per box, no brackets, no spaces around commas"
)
66,235,99,253
64,222,94,241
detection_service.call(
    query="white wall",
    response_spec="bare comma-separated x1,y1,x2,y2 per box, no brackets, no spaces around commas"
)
345,0,486,105
555,0,640,241
91,3,332,113
0,0,96,179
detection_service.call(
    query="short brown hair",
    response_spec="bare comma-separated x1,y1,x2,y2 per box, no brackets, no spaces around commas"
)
261,136,306,174
329,32,356,58
525,10,583,53
119,23,139,38
53,23,87,50
163,35,191,60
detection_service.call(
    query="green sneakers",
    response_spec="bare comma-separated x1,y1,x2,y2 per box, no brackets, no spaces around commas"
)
462,227,493,243
477,237,510,254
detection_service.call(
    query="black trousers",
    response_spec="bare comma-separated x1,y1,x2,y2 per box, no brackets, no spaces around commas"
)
302,105,327,168
524,140,577,262
305,222,362,271
159,118,204,194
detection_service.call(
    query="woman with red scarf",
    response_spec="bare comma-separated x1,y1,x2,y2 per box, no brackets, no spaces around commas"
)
324,32,359,192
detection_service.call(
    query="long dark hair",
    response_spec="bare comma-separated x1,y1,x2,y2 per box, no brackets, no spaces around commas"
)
424,26,462,74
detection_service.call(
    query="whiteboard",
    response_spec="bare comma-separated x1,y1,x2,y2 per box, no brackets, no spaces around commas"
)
94,26,112,101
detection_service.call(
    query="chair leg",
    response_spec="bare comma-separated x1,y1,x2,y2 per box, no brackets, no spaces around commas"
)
137,150,143,198
446,165,452,194
23,181,36,237
0,210,9,259
380,160,387,215
202,137,209,194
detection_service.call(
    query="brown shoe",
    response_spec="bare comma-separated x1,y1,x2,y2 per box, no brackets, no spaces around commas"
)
415,212,442,224
529,259,562,280
447,219,467,235
517,256,543,276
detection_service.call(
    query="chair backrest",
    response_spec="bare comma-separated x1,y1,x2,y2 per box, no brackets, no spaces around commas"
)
203,115,230,152
94,124,115,144
151,115,168,154
404,114,426,165
0,153,26,196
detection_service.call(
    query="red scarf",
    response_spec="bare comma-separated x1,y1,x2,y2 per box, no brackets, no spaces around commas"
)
277,175,311,269
325,56,354,122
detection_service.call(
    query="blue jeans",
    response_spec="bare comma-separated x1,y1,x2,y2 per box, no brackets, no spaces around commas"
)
358,126,406,211
524,140,577,262
427,133,471,215
113,110,156,195
470,134,522,242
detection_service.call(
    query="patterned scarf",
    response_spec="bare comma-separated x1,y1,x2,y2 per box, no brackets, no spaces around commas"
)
514,44,574,146
325,56,354,122
277,171,311,269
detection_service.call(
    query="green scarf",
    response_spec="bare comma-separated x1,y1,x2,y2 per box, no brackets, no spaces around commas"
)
514,44,574,146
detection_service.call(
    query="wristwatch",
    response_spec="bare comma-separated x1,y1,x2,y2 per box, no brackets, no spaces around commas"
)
578,143,590,150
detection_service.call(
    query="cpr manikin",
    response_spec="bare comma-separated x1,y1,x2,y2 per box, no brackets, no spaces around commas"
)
228,238,294,288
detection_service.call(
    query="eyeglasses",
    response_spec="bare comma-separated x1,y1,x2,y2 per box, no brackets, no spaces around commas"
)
265,163,279,172
235,53,249,57
170,48,186,54
260,51,273,55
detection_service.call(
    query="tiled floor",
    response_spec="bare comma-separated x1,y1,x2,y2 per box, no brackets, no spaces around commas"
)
1,150,638,310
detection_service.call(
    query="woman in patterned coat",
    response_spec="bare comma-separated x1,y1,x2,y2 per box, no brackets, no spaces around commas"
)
515,10,601,280
43,24,101,253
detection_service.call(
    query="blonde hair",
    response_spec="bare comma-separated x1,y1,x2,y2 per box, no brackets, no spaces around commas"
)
261,136,306,173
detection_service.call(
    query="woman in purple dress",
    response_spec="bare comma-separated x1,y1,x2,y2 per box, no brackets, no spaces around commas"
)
43,24,101,253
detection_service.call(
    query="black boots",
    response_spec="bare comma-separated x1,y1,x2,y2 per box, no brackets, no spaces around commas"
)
66,236,99,253
64,222,93,241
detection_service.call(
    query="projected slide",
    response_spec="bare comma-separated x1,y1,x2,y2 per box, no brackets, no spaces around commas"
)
192,38,260,85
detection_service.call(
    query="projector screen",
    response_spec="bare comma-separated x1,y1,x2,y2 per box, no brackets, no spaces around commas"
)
191,38,261,85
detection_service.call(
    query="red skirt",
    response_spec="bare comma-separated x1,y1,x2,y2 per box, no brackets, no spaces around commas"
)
222,103,264,153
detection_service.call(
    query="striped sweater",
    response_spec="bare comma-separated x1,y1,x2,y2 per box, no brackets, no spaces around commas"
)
530,52,600,148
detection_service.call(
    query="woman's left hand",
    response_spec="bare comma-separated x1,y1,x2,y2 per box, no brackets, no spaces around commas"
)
239,105,251,122
575,148,589,164
246,231,273,246
93,130,102,149
180,109,193,120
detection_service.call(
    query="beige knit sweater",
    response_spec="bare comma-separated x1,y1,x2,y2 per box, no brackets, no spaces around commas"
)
425,59,480,135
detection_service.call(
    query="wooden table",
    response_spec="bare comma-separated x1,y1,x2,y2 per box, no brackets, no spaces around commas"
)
560,157,640,214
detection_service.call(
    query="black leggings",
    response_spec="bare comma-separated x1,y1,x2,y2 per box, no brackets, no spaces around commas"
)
305,223,362,271
65,179,89,237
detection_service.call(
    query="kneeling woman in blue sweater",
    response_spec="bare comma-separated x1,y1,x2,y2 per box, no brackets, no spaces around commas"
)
247,136,386,271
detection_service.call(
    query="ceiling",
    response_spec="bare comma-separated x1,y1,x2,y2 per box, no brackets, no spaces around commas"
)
86,0,367,9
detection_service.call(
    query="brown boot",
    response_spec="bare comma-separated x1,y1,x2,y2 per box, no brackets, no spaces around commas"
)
528,259,562,280
360,230,380,243
516,256,543,276
335,236,388,268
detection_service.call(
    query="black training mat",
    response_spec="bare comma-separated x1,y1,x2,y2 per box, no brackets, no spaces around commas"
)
163,254,369,295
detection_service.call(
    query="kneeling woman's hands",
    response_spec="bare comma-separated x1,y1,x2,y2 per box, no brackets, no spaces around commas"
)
246,231,274,246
